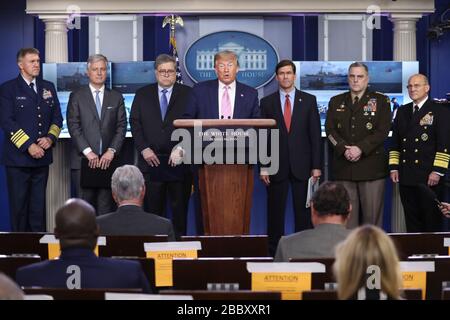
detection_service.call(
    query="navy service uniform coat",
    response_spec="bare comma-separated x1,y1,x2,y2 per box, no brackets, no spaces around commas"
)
0,75,62,167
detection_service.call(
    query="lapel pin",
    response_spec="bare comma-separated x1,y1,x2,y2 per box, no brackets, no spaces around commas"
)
240,93,244,97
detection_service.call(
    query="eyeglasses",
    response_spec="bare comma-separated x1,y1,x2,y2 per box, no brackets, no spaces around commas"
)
406,84,426,90
158,69,176,76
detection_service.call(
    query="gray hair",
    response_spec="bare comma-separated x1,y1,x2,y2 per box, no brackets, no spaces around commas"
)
111,165,145,202
155,54,176,70
408,73,429,85
348,62,369,74
16,48,40,62
87,54,108,69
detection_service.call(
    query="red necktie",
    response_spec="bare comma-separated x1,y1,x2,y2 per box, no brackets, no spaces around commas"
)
284,94,292,132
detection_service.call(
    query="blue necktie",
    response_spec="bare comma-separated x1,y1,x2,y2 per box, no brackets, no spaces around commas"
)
95,90,102,118
95,90,103,153
160,89,168,120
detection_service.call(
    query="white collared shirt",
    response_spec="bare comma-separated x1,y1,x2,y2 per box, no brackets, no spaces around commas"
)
279,88,296,115
218,80,236,119
158,85,174,104
21,75,37,93
413,96,428,111
89,83,105,107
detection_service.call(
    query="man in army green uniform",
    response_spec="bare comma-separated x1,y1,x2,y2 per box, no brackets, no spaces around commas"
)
389,74,449,232
325,62,391,228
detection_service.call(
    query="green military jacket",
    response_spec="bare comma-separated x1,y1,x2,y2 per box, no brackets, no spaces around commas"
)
325,90,392,181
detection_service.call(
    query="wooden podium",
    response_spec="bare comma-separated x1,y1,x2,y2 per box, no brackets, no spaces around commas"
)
174,119,276,235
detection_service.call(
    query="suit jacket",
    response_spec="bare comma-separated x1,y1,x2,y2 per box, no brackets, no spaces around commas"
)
96,205,176,241
325,90,391,181
0,75,63,167
67,85,127,169
183,79,260,119
16,247,151,292
389,99,449,185
130,83,191,177
260,89,322,181
274,223,350,262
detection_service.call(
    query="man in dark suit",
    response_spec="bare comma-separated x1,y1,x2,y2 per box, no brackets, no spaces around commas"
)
275,181,351,261
130,54,191,238
97,165,176,241
183,50,260,234
183,50,259,120
16,198,151,292
0,47,63,232
67,54,127,215
325,62,391,228
260,60,322,255
389,74,449,232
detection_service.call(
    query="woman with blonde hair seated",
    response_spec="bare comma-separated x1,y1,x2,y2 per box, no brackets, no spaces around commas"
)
333,225,402,300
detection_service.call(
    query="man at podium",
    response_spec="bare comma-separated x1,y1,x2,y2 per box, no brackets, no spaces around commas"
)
183,50,259,120
182,50,260,234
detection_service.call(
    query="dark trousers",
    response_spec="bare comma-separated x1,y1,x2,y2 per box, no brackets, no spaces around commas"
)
6,166,49,232
399,183,444,232
267,177,311,256
144,173,192,239
71,169,116,216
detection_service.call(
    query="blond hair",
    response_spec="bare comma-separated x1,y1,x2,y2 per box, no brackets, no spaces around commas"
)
214,50,239,67
333,225,402,300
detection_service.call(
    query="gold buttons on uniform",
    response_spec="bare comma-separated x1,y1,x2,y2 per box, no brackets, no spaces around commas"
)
415,138,419,142
402,160,406,163
414,149,418,153
38,123,42,127
403,138,407,142
38,131,42,135
415,160,419,164
403,149,406,152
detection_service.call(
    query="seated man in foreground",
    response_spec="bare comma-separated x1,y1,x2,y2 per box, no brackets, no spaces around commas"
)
274,181,351,261
16,198,151,292
97,165,176,241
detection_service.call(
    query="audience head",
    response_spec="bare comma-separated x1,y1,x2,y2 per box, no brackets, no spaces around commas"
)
0,273,24,300
111,165,145,205
333,225,402,300
17,48,41,81
54,198,99,250
347,61,369,96
214,50,239,85
86,54,108,89
310,181,351,226
155,53,177,88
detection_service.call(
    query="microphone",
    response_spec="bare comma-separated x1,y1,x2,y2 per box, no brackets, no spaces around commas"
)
417,184,444,209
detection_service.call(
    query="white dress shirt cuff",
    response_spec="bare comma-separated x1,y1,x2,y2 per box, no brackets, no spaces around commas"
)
82,147,93,156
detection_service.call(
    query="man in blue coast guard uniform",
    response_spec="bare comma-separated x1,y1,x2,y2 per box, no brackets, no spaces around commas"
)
0,48,63,232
